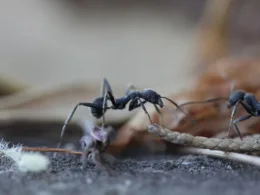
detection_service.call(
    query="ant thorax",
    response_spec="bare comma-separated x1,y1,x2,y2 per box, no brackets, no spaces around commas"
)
127,90,141,99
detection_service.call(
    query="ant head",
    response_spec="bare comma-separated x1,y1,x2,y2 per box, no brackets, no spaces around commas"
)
227,90,245,108
141,89,163,107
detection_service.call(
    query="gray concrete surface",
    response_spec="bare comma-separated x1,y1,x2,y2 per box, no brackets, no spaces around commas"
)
1,153,260,195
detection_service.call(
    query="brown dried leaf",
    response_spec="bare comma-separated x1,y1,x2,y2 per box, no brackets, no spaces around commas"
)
0,81,134,140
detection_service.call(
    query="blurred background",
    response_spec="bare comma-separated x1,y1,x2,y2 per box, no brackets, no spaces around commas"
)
1,0,260,151
0,0,207,93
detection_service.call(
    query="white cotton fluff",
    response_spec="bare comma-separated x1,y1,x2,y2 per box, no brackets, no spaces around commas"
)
0,139,50,173
17,152,50,173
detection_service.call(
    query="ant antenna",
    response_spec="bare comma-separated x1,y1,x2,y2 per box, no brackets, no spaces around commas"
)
161,96,198,129
178,74,236,108
178,97,228,108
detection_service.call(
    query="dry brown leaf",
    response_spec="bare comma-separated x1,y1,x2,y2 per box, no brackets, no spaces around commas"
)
0,81,134,125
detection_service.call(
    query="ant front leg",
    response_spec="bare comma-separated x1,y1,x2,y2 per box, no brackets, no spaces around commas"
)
232,115,251,140
100,78,116,127
132,98,160,127
139,99,154,124
56,102,100,150
129,98,160,126
227,100,241,138
153,104,164,128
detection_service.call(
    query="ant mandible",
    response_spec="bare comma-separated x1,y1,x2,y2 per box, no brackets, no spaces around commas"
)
177,80,259,140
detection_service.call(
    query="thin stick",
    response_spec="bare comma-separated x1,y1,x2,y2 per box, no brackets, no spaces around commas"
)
22,147,82,155
178,147,260,168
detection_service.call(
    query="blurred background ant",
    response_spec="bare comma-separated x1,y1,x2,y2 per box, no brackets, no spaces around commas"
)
177,78,260,140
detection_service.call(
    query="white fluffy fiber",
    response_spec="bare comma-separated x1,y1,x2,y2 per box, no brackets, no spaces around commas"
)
0,139,50,173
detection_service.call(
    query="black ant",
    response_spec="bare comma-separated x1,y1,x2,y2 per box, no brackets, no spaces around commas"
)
56,78,197,150
177,80,259,140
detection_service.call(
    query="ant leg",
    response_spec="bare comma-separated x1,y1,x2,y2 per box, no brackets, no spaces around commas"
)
154,104,163,128
102,94,109,127
162,97,198,129
129,98,161,127
90,150,114,176
100,78,117,127
137,98,156,125
101,78,113,96
103,78,116,105
56,102,100,150
129,97,147,111
102,92,118,127
227,101,241,138
233,115,252,140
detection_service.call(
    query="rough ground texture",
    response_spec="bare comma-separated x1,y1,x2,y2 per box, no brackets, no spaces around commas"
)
1,152,260,195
